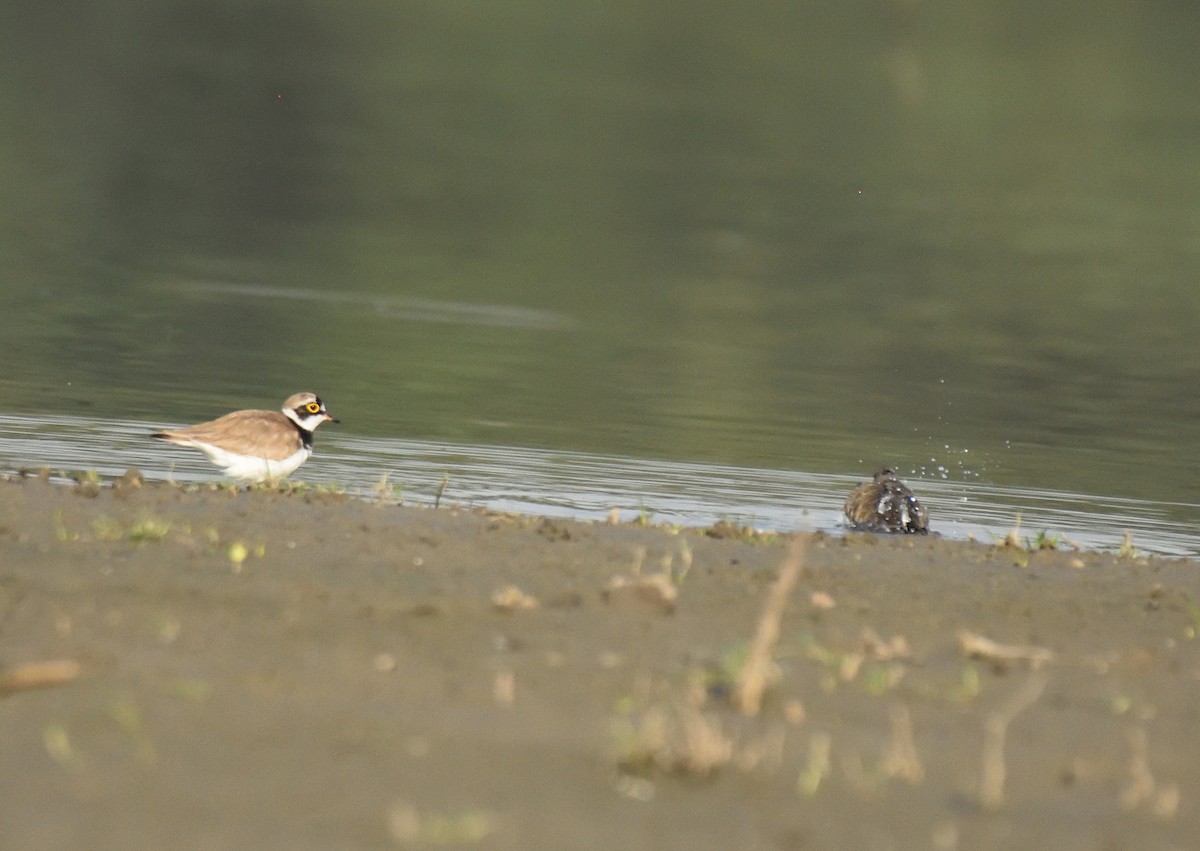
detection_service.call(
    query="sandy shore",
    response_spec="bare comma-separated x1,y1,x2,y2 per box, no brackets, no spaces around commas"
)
1,474,1197,850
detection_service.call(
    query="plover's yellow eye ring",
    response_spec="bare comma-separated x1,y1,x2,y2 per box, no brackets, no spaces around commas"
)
306,402,321,414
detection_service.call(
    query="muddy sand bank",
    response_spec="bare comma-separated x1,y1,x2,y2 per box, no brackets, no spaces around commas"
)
0,475,1197,850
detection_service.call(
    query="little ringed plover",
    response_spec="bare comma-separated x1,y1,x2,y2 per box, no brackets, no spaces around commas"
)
843,467,929,534
151,392,338,482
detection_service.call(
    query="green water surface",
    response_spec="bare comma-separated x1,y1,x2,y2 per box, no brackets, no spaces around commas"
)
3,0,1200,504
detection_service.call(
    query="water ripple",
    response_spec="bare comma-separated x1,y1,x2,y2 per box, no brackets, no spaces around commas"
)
169,281,574,330
2,413,1198,557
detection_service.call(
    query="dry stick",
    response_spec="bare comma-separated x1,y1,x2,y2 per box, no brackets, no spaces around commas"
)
1118,724,1179,818
735,534,808,716
882,703,925,784
0,659,81,698
1120,725,1156,811
958,630,1053,669
979,671,1048,810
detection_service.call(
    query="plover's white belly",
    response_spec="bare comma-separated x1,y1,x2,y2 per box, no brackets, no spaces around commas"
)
195,444,312,482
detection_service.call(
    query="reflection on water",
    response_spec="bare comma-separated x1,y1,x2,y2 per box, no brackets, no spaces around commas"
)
3,413,1198,558
174,282,574,331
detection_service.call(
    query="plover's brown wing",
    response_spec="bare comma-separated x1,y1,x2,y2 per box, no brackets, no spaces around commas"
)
151,410,303,461
843,482,881,528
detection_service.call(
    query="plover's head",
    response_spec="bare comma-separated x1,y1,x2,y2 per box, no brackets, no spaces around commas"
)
282,392,339,431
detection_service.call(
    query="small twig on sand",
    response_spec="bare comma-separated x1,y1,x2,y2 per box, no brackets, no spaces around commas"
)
979,671,1048,810
0,659,81,698
373,471,390,505
1002,513,1023,548
735,535,807,716
882,704,924,784
959,630,1053,669
434,474,450,509
1120,725,1180,818
796,732,832,797
1120,725,1155,811
1118,531,1139,559
615,703,734,777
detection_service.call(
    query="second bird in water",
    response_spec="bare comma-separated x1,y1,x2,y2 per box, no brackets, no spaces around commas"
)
844,468,929,534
